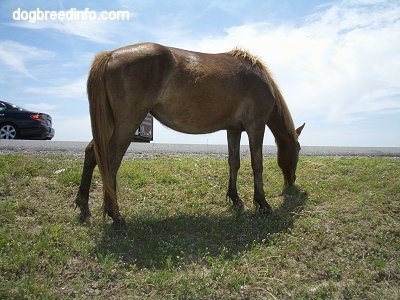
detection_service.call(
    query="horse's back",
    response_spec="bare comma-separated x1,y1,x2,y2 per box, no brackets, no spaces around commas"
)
106,43,175,80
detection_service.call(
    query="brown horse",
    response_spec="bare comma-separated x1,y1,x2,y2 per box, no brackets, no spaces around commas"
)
75,42,305,227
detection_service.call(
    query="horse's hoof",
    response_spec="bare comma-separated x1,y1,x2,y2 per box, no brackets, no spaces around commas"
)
113,216,127,229
232,203,245,213
79,213,92,225
259,205,273,216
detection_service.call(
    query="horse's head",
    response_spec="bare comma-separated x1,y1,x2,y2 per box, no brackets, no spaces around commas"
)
277,123,305,186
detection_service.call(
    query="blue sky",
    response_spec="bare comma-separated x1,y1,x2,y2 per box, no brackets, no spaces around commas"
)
0,0,399,146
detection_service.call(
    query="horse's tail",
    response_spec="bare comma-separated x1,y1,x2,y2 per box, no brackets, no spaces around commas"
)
87,51,115,212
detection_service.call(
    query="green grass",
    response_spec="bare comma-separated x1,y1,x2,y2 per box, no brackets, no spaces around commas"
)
0,153,399,299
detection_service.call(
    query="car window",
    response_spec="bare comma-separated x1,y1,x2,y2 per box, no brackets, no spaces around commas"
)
6,104,24,111
0,102,6,111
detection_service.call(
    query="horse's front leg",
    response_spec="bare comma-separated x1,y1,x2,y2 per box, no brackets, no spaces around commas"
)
226,130,244,211
75,140,96,224
247,125,272,215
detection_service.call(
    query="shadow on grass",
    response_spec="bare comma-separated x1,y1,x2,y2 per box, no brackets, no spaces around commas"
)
94,186,308,269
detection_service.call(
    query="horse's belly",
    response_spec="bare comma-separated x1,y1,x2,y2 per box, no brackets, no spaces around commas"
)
151,101,239,134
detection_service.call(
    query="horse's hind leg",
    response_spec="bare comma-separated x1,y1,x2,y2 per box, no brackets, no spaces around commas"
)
226,130,244,211
75,140,96,224
102,138,131,228
102,113,149,228
247,124,272,215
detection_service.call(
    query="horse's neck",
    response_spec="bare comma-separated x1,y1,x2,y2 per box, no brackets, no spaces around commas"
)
266,107,296,148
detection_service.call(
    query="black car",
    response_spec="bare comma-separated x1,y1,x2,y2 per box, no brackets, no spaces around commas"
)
0,101,55,140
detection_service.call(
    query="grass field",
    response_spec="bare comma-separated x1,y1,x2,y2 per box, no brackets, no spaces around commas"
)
0,153,399,299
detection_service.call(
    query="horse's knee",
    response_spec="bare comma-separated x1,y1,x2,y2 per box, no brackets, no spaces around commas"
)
228,157,240,172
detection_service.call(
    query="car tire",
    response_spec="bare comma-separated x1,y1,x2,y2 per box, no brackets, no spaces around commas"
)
0,123,18,139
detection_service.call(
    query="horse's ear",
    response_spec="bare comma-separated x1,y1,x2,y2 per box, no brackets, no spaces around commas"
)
296,123,305,136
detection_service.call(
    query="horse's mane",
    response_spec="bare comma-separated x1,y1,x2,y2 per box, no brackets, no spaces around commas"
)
227,48,263,68
227,48,296,139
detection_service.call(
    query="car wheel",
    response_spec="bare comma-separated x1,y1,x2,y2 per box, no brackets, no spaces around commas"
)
0,123,18,139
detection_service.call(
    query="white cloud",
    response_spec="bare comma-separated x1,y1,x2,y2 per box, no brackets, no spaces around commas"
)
24,76,87,100
0,40,55,78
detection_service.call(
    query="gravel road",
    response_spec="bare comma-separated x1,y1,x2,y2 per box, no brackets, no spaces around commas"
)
1,140,399,157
